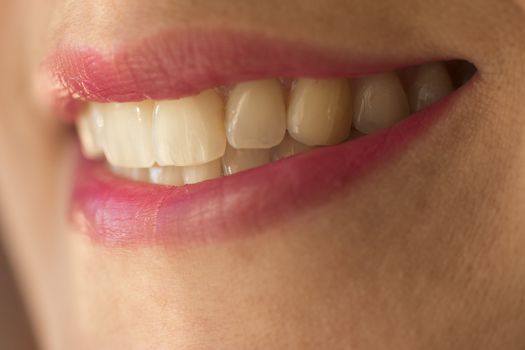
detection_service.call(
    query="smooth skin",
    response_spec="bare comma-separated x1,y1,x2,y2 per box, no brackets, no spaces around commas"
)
1,0,525,349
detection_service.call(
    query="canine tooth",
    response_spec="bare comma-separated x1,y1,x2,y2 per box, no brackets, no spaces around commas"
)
182,159,222,184
76,104,105,158
226,79,286,149
353,72,410,134
103,101,155,168
287,79,352,146
271,134,314,161
408,63,453,112
149,166,184,186
153,90,227,166
222,145,271,175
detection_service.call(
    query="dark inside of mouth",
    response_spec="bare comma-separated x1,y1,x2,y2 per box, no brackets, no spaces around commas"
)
447,60,477,88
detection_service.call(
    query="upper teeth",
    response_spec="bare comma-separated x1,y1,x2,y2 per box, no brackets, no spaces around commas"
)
287,78,353,146
76,63,455,184
407,62,453,113
153,89,227,167
226,79,287,149
352,72,410,135
76,103,105,159
102,101,155,168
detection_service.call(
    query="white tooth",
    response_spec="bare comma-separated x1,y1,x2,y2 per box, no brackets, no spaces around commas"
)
271,133,314,161
222,145,271,175
76,111,101,159
225,79,286,149
102,101,155,168
149,166,184,186
76,104,105,158
287,78,352,146
89,103,106,148
408,63,453,112
111,166,149,182
182,159,223,184
353,72,410,134
153,89,227,167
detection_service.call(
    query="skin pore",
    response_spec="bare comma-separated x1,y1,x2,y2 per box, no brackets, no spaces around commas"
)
1,0,525,349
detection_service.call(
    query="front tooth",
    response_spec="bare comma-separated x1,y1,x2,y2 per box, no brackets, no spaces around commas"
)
271,133,314,161
408,63,453,112
225,79,286,149
222,145,271,175
149,166,184,186
182,159,223,184
353,72,410,134
76,104,105,159
153,89,227,166
103,101,155,168
287,78,352,146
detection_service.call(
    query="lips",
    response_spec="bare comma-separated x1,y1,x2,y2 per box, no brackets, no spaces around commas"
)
42,28,473,246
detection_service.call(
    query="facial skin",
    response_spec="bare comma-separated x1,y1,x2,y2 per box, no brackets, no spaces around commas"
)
1,0,525,349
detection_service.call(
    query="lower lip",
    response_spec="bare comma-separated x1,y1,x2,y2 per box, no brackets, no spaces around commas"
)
71,90,461,247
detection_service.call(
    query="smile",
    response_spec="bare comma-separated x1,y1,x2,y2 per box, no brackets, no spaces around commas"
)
43,29,476,246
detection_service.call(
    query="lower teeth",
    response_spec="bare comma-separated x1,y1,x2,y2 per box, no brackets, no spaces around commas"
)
111,132,324,185
76,60,474,186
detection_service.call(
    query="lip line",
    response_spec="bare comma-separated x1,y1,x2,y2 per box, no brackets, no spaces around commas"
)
42,27,458,121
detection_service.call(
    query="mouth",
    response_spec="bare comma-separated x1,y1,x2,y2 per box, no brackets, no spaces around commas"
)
43,28,477,246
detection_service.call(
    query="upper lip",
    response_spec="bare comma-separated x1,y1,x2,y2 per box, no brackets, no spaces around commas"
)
41,27,455,120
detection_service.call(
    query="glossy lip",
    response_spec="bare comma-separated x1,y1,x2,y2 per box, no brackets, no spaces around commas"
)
42,28,469,246
42,27,453,120
72,88,463,247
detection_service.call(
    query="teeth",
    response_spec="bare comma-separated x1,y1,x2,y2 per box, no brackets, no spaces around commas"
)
182,159,223,184
408,63,453,112
271,133,314,161
222,145,271,175
76,104,105,159
82,62,462,186
353,72,410,134
111,166,150,182
76,112,101,159
153,89,227,166
149,166,184,186
287,79,352,146
226,79,286,149
102,101,155,168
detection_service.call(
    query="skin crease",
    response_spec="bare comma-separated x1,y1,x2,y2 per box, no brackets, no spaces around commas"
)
0,0,525,349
